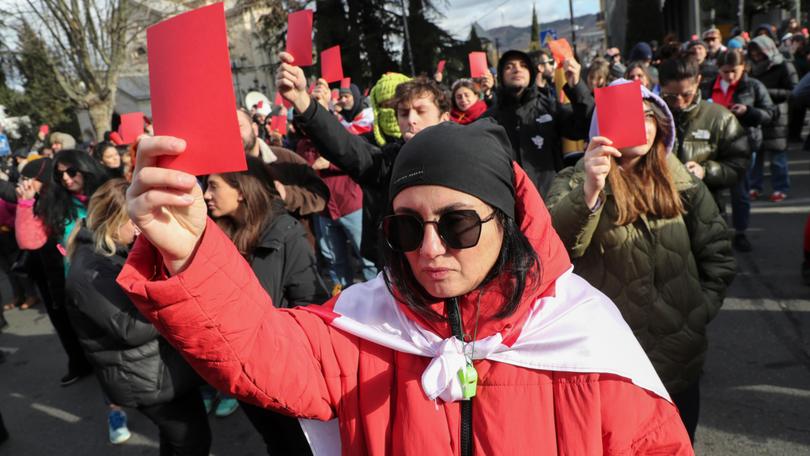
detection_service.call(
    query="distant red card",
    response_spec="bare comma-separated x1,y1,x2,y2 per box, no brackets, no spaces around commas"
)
594,81,646,149
39,124,49,135
273,91,292,109
286,9,313,66
548,38,573,64
118,112,145,144
269,115,287,136
321,45,343,83
340,77,351,89
468,52,488,78
363,87,369,97
109,131,124,145
147,3,246,175
436,59,446,74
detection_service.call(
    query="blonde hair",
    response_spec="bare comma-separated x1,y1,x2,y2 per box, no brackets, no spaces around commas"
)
66,178,130,258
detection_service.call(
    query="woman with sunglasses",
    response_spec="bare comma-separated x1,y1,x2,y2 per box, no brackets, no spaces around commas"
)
118,121,692,454
546,80,736,442
15,149,110,385
203,156,328,453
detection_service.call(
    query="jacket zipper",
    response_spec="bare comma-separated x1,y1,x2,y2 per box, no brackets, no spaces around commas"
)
447,297,473,456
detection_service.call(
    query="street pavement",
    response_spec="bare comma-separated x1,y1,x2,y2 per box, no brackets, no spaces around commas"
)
1,149,809,455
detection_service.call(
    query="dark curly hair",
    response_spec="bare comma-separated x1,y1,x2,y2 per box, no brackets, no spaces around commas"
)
381,208,540,322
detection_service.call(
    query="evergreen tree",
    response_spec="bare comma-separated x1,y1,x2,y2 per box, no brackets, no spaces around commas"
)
402,0,460,76
529,3,540,51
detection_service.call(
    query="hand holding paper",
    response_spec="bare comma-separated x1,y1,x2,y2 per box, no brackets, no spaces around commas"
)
276,52,311,114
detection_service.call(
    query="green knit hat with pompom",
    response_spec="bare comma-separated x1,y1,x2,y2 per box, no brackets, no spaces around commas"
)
370,72,412,146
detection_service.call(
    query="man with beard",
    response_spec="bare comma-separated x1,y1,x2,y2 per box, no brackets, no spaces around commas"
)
484,49,593,196
236,108,329,217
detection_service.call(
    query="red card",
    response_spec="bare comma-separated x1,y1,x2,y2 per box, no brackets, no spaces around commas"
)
340,77,351,89
109,131,124,146
690,34,699,41
118,112,145,144
39,124,49,135
269,115,287,136
321,45,344,83
147,3,246,175
286,9,313,66
548,38,573,64
436,59,446,74
273,91,292,109
468,52,488,78
594,81,646,149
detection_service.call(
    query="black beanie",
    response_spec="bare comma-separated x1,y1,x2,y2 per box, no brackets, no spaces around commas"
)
21,158,52,183
389,118,515,219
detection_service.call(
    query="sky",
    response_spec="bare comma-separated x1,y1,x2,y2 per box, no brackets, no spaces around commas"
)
434,0,601,39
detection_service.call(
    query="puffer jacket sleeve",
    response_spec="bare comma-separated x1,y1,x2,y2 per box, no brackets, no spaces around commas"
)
117,218,358,420
738,79,777,128
66,251,160,347
546,167,604,259
702,112,749,190
682,179,735,321
15,199,48,250
767,62,798,104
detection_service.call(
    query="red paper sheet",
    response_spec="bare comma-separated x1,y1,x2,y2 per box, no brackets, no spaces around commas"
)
147,3,246,175
321,45,344,83
269,115,287,136
436,59,446,74
286,9,313,66
548,38,573,65
340,77,351,89
468,52,488,78
118,112,145,144
109,132,124,146
594,81,646,149
273,91,292,109
39,125,49,136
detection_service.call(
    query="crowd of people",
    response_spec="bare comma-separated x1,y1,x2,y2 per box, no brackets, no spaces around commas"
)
0,17,809,455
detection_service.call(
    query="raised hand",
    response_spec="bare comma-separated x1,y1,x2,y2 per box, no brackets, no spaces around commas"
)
276,52,312,114
563,57,581,87
582,136,621,209
126,136,207,274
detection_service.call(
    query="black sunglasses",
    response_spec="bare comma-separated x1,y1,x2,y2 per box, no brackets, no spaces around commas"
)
56,167,79,180
382,210,496,252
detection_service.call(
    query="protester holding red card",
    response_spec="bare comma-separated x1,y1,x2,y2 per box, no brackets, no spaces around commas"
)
547,79,735,443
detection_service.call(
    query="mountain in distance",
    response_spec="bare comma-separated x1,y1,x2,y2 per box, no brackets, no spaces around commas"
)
473,13,599,51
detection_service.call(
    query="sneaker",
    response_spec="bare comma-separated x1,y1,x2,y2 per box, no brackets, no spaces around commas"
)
108,409,131,445
733,233,752,252
769,191,787,202
749,189,761,200
60,367,92,387
214,397,239,418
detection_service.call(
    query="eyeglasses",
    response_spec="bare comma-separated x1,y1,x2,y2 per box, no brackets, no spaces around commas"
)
56,167,79,180
382,210,496,252
660,90,696,102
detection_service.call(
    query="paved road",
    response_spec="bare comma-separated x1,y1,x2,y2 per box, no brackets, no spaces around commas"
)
1,150,809,455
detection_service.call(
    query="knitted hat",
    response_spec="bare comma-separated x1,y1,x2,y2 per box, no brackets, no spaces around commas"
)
21,157,52,183
370,72,411,146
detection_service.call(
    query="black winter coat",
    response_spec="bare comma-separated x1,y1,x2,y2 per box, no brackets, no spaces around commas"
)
483,80,593,197
701,74,777,151
65,228,200,408
294,101,400,266
752,60,798,150
249,207,329,308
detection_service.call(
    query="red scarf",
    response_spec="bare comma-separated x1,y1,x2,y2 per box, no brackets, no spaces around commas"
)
450,100,488,125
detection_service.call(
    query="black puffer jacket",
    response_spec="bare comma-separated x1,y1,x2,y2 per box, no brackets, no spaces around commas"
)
249,204,329,308
701,74,777,151
750,35,799,151
65,228,200,407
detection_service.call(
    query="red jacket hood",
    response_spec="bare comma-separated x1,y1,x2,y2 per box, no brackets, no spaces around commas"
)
391,162,572,342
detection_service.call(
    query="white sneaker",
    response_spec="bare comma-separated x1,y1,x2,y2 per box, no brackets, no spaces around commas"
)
108,409,132,444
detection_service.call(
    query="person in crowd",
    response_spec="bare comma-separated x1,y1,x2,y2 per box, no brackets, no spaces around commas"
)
65,178,210,454
787,34,810,141
547,79,735,442
302,81,376,291
449,79,487,125
484,49,593,196
118,120,693,455
477,69,497,108
658,57,749,203
625,61,654,90
686,40,719,83
49,132,76,152
605,47,622,65
535,49,556,96
628,41,660,82
585,57,610,92
748,35,798,202
703,49,776,251
755,23,778,41
336,82,374,135
15,150,110,385
703,27,726,66
277,53,447,267
204,156,328,454
91,141,123,177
